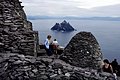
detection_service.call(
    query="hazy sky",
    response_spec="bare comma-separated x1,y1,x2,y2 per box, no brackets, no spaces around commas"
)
20,0,120,17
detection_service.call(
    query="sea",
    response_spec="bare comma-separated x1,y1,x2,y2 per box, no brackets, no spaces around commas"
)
30,19,120,63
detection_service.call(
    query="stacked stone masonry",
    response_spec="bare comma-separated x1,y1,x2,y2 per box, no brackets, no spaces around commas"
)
0,53,116,80
0,0,39,56
60,32,103,70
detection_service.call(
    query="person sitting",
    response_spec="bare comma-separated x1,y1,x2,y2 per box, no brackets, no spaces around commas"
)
102,59,113,74
52,39,59,54
44,35,53,56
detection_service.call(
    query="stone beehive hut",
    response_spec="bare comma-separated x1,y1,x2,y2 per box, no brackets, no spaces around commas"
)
0,0,39,56
60,32,103,69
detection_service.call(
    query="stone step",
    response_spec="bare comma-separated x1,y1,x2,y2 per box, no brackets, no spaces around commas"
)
38,49,46,53
37,49,46,56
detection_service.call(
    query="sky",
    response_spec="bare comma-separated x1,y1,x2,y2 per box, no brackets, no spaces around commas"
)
20,0,120,17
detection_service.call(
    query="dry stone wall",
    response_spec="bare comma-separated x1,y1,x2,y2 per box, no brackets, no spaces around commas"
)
60,32,103,70
0,0,39,56
0,53,115,80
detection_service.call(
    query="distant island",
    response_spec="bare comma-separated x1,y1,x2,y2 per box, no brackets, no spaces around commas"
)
51,20,76,32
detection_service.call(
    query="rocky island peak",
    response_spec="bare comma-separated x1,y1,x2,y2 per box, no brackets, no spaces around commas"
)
51,20,76,32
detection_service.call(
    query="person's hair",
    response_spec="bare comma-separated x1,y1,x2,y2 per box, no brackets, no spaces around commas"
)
54,39,56,41
114,59,117,62
47,35,51,39
103,59,109,64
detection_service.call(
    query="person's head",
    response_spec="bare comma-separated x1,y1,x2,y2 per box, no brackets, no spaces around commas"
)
47,35,51,40
114,59,117,62
54,39,56,41
103,59,109,65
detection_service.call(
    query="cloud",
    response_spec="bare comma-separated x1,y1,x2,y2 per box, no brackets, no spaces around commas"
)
21,0,120,17
91,4,120,17
74,0,120,9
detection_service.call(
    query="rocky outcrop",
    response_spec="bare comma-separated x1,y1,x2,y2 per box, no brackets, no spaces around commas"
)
51,20,75,32
0,53,115,80
0,0,39,56
60,32,103,70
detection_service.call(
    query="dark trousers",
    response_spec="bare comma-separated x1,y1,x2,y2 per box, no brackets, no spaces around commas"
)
45,45,53,56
